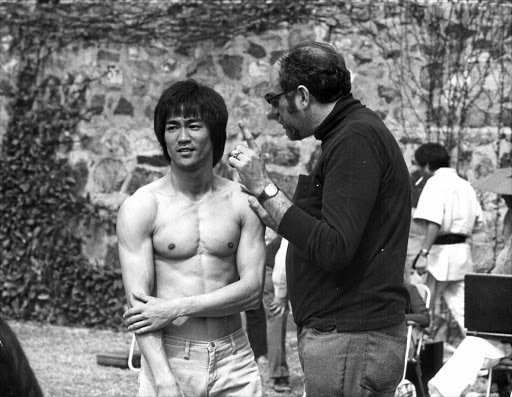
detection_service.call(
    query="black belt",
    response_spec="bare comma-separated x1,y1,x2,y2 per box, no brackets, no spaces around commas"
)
433,234,466,245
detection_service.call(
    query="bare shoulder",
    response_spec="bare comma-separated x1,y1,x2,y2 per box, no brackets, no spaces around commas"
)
213,176,262,229
117,179,164,233
213,176,251,208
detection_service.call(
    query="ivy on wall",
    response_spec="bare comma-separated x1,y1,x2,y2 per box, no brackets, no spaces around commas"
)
0,26,125,329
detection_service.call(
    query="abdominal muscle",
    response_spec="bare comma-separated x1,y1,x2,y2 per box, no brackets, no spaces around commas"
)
154,254,242,341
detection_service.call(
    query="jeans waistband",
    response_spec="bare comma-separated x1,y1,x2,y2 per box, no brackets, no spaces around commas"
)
433,234,467,245
162,327,245,359
163,327,245,346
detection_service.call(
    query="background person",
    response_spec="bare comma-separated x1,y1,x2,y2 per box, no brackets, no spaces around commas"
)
412,143,484,344
229,41,411,397
246,229,291,393
118,79,266,397
264,232,291,393
245,300,267,365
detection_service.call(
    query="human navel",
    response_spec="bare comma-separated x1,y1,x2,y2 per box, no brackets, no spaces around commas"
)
168,243,176,250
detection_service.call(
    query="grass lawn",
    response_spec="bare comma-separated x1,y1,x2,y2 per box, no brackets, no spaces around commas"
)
7,318,501,397
8,317,305,397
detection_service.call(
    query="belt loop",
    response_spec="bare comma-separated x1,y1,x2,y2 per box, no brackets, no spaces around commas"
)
229,334,237,355
183,340,190,360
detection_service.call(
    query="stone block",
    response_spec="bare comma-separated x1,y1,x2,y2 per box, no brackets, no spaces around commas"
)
114,97,134,116
247,41,266,59
89,94,105,115
288,24,316,48
219,54,244,80
70,160,89,195
93,158,127,193
378,85,400,104
136,155,168,168
130,60,156,77
248,61,269,78
0,79,13,96
195,55,218,78
467,107,487,128
97,50,120,63
132,81,148,97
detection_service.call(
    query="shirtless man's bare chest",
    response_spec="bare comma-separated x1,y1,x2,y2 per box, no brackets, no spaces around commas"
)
146,176,247,339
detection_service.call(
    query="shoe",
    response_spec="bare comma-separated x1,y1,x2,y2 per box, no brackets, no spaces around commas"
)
273,377,291,393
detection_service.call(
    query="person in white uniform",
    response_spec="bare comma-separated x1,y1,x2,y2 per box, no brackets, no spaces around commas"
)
412,143,483,336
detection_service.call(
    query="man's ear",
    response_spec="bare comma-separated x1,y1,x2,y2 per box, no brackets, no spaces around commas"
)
297,85,310,109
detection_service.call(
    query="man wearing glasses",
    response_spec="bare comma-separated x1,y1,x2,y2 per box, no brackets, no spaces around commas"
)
230,42,411,397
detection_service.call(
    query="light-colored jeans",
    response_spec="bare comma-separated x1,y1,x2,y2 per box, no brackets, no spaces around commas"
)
139,328,262,397
298,321,407,397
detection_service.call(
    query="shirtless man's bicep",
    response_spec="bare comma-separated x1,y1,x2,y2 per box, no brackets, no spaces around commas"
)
117,189,183,395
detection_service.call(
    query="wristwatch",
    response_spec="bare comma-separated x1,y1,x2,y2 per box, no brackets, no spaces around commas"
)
258,183,279,204
419,248,429,257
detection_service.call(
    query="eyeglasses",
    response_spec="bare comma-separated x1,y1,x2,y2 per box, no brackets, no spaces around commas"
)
264,88,296,107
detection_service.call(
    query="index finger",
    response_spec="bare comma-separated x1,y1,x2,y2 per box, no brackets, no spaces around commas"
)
123,306,140,318
238,120,259,151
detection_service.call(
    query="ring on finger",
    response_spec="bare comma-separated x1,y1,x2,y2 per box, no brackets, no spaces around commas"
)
231,149,241,160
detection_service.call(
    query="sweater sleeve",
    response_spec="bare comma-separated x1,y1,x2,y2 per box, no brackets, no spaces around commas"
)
278,129,382,272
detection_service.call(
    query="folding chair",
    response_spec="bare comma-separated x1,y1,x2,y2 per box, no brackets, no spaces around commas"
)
401,284,431,397
486,354,512,397
128,333,141,372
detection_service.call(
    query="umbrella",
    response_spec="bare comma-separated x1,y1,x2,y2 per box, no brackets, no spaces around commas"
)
472,167,512,195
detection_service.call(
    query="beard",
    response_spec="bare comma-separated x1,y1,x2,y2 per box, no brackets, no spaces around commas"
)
282,96,301,140
283,124,301,141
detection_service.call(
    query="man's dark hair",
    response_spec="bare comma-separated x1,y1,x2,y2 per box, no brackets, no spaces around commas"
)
278,42,351,103
154,79,228,167
414,143,450,170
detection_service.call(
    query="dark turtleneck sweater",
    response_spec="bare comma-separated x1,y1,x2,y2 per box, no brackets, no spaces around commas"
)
277,94,411,331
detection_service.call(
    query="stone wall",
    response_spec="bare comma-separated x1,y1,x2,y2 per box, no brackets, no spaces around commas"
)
0,2,510,269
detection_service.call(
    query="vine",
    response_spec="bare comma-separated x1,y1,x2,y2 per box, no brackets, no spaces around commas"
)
344,1,511,162
0,13,125,329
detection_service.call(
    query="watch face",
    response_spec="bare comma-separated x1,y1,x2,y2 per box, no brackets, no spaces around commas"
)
264,184,278,196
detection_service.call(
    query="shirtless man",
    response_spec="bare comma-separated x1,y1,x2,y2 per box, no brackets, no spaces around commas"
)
117,80,266,397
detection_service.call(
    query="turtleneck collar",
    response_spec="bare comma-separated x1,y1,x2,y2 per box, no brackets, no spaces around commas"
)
313,93,364,142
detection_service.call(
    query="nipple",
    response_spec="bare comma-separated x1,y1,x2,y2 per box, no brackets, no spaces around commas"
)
168,243,176,250
228,242,234,248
